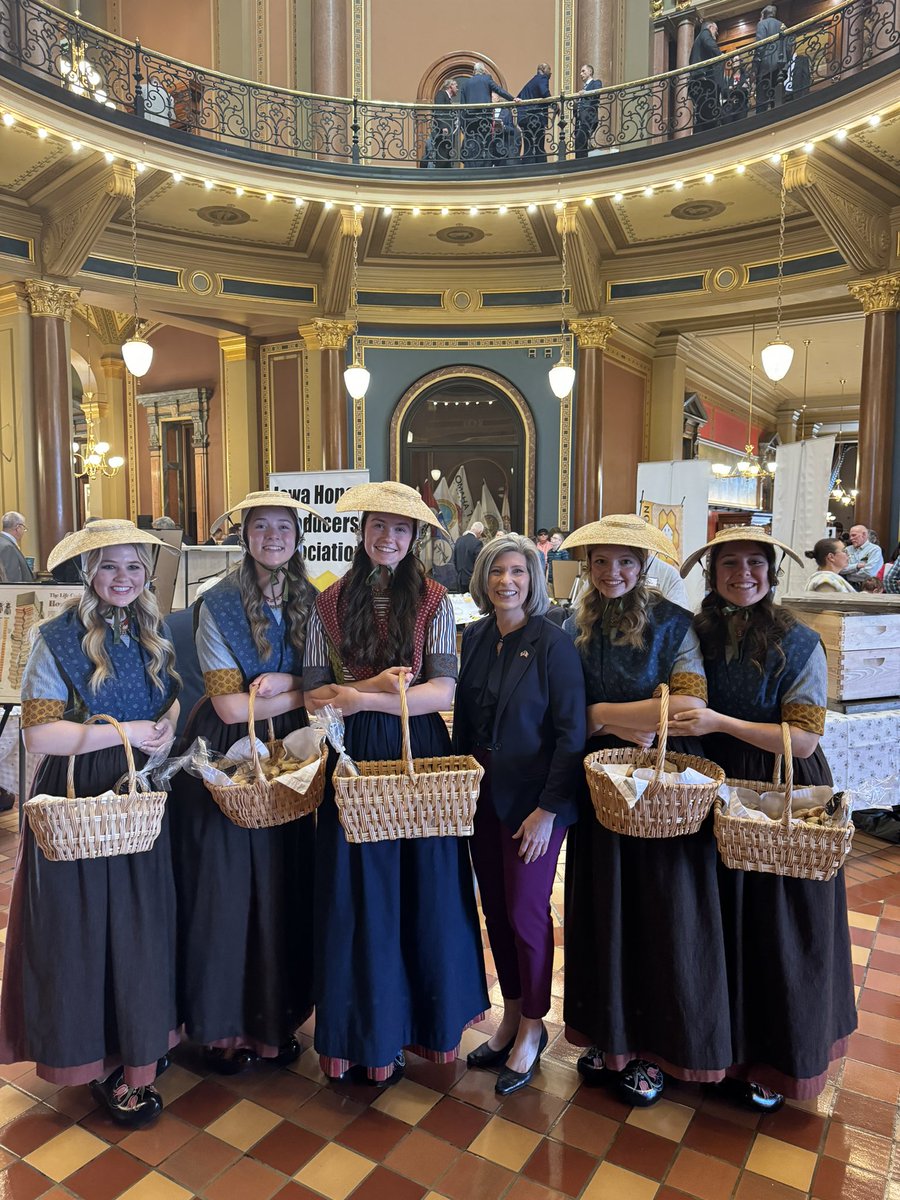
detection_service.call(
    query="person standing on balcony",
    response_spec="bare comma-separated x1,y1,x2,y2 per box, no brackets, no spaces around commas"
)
459,63,515,168
518,64,553,165
754,5,788,113
573,64,602,158
689,21,725,133
432,77,459,167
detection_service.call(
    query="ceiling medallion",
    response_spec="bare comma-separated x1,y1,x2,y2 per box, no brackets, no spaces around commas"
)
194,205,252,226
670,200,727,221
435,225,486,244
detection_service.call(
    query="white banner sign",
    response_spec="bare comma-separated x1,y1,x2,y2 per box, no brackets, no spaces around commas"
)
0,585,82,704
269,470,369,590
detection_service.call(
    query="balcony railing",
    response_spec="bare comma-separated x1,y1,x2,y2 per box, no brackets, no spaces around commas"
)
0,0,897,174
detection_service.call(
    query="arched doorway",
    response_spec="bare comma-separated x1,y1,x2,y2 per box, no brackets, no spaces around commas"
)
390,367,535,536
416,52,508,103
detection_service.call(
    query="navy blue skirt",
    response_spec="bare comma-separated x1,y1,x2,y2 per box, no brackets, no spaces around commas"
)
314,710,489,1072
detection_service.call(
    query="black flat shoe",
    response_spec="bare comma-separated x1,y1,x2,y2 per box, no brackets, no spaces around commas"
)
717,1077,785,1113
495,1026,548,1096
576,1046,608,1087
155,1054,170,1078
204,1046,259,1075
90,1068,163,1128
271,1036,302,1067
466,1036,516,1070
618,1059,664,1107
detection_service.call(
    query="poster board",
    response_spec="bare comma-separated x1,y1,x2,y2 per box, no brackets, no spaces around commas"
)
269,470,370,590
772,436,836,597
0,585,82,703
636,460,711,611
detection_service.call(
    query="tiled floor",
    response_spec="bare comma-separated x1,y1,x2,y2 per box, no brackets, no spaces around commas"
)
0,807,899,1199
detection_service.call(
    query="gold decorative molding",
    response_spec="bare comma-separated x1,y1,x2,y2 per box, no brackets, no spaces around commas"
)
23,280,80,320
0,283,29,316
39,162,133,279
650,0,664,16
99,355,127,381
218,335,255,362
260,339,304,475
312,318,354,350
847,273,900,314
352,0,366,97
785,153,889,274
569,317,617,350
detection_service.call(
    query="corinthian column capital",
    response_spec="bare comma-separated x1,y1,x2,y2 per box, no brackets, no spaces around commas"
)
24,280,80,320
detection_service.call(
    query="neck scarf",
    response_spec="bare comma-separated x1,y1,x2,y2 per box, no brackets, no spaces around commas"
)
719,601,753,660
599,595,626,638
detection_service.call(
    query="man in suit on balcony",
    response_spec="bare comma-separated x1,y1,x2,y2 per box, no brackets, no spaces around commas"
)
689,21,725,132
574,64,602,158
755,4,788,113
432,77,459,167
459,63,515,167
518,64,553,165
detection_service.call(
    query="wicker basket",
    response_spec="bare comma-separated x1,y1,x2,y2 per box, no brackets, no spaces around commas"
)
204,684,325,829
714,721,853,881
333,673,484,844
584,684,724,838
25,714,167,862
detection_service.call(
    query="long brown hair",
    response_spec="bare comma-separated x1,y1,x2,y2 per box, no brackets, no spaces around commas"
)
573,545,659,651
695,542,795,674
338,514,425,672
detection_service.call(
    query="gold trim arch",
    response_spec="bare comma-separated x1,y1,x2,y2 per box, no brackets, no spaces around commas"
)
389,366,537,537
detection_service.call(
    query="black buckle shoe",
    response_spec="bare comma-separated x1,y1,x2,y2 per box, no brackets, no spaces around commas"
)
89,1068,163,1128
576,1046,608,1086
272,1036,302,1067
495,1026,548,1096
466,1036,515,1070
618,1059,664,1107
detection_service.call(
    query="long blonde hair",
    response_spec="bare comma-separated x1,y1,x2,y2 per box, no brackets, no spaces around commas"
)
573,545,659,651
75,544,180,695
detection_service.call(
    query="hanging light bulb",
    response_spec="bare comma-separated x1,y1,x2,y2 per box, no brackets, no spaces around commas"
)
343,210,370,400
122,162,153,378
762,155,794,381
548,206,575,400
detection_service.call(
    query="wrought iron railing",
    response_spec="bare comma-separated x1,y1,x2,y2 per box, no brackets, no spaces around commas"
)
0,0,896,173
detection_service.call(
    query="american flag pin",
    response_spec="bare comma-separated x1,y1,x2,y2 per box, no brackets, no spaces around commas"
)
520,650,529,658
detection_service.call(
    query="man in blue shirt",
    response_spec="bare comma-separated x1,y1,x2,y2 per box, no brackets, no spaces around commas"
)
841,524,884,587
517,63,553,164
459,62,515,167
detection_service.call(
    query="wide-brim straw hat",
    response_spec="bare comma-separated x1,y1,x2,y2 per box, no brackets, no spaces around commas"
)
561,514,679,565
680,525,804,577
335,481,445,530
47,520,177,572
211,489,325,534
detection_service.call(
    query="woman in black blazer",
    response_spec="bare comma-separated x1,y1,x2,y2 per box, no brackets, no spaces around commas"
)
453,534,586,1096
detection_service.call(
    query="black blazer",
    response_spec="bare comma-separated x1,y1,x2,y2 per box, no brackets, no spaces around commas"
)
575,77,602,121
453,614,586,830
518,72,552,120
459,74,513,106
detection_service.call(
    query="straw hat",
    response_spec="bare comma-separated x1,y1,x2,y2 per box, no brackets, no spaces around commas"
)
211,489,325,535
47,520,176,572
680,525,804,577
334,481,444,530
561,514,679,565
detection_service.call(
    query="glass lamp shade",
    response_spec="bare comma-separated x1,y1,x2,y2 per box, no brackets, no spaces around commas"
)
108,455,125,469
548,359,576,399
766,460,777,473
94,440,110,454
760,337,794,382
122,336,153,377
711,462,731,477
344,361,370,400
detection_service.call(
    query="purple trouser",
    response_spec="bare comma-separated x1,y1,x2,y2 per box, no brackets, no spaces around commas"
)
469,777,566,1020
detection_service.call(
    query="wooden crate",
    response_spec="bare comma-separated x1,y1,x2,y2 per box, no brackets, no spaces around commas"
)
785,600,900,702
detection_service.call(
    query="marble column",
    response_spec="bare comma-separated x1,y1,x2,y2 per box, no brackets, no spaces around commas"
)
310,319,354,471
24,280,80,559
311,0,350,97
218,335,261,502
94,355,129,519
847,273,900,543
577,0,616,87
674,9,697,139
569,317,616,528
0,284,39,565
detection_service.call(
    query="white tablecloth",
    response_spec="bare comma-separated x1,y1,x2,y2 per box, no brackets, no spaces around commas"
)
819,708,900,794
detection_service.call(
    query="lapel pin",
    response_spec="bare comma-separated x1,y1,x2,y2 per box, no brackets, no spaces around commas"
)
520,650,530,658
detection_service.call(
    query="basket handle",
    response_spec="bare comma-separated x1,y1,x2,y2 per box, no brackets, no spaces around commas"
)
651,683,670,782
66,714,138,799
778,720,795,826
246,683,268,784
398,669,415,779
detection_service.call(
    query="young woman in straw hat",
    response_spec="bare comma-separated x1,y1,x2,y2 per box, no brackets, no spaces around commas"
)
304,481,489,1085
171,490,320,1073
0,521,181,1127
674,528,856,1107
561,514,731,1107
454,534,585,1096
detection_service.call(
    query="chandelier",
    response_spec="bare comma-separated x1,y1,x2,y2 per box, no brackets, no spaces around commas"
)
548,207,575,400
56,7,115,108
830,378,858,507
712,327,776,480
761,154,793,382
343,213,370,400
73,400,124,478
